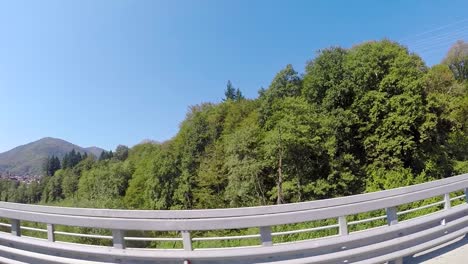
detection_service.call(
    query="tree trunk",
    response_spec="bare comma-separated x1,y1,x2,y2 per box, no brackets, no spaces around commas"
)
277,150,284,205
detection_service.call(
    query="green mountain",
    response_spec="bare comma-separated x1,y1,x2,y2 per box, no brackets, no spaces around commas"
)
0,137,104,176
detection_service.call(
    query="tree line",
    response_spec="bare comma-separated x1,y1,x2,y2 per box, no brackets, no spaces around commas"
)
0,39,467,210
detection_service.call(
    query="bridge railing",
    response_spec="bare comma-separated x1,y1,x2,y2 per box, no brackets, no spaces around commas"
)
0,173,467,263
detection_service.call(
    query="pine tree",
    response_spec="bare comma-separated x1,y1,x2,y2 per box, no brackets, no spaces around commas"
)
44,155,61,176
235,88,244,101
99,151,106,161
70,149,77,166
43,157,51,176
99,150,114,161
62,153,70,169
224,80,236,101
77,152,82,163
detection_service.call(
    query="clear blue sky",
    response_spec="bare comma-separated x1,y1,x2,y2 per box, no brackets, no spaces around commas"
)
0,0,467,152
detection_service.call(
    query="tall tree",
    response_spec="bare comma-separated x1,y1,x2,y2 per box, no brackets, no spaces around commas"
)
263,97,328,203
303,47,348,108
443,40,468,82
424,64,458,95
99,150,114,161
62,153,70,169
259,64,302,124
43,155,61,176
235,88,245,101
224,80,236,101
114,145,130,161
224,111,269,207
223,80,244,101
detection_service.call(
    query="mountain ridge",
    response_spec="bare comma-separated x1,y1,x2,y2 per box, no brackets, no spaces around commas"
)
0,137,104,176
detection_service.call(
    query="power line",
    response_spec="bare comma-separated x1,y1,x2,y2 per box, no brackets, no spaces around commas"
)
397,19,468,61
405,27,468,48
417,48,449,56
399,18,468,42
417,40,465,53
410,34,468,51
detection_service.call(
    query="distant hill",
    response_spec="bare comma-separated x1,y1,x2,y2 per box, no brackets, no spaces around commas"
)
83,146,105,157
0,137,104,176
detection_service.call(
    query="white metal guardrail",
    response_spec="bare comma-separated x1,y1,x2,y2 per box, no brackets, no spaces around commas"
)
0,173,466,264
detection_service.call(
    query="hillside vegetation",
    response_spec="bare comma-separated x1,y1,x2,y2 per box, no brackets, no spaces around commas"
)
0,137,103,176
1,40,467,210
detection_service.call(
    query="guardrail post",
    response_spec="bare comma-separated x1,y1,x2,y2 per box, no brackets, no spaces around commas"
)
181,231,192,251
10,219,20,236
443,193,451,210
386,207,402,264
47,224,55,242
465,188,468,204
112,230,125,249
338,216,348,236
260,226,273,246
440,193,452,226
386,207,398,226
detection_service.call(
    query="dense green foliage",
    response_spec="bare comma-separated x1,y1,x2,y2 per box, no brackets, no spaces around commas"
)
0,40,467,212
